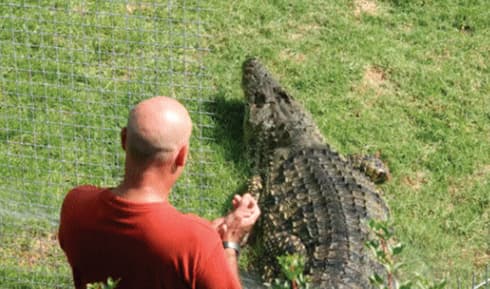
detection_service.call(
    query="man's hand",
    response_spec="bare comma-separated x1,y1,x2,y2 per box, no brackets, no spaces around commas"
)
210,193,260,283
212,193,260,244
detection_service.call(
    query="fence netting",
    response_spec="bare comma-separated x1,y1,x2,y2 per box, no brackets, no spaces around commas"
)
1,1,488,289
0,1,215,287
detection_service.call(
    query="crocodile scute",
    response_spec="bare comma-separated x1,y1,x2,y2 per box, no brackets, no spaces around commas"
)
242,58,389,289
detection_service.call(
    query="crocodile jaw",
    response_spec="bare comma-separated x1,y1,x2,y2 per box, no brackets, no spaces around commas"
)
242,57,292,106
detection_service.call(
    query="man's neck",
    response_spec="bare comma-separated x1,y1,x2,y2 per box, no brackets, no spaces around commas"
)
112,184,168,203
113,166,173,203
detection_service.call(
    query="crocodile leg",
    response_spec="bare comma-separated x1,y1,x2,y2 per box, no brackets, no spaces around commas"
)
349,152,391,184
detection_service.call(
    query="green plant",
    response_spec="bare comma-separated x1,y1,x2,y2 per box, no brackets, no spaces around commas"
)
86,277,120,289
271,253,311,289
366,219,447,289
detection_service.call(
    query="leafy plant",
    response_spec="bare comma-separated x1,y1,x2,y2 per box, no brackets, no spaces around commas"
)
86,277,120,289
366,219,447,289
270,253,311,289
266,219,452,289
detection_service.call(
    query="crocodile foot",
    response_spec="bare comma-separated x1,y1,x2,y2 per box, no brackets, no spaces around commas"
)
349,151,391,184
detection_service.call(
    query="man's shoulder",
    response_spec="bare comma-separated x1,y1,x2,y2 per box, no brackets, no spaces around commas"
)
69,184,103,194
187,213,218,235
59,185,107,242
165,211,216,236
149,210,220,250
62,185,105,208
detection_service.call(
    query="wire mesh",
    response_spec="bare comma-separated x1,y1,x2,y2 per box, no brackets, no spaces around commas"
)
1,1,487,288
454,265,490,289
0,0,215,287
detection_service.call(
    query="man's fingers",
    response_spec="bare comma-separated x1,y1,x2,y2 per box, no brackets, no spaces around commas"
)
242,210,260,227
240,193,253,203
230,193,260,222
218,223,227,238
232,195,241,208
211,217,225,230
223,193,260,232
235,193,256,210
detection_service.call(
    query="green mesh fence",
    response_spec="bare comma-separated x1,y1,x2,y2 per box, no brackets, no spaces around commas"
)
0,1,215,287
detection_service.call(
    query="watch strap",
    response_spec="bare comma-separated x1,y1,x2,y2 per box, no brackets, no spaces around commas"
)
222,241,241,257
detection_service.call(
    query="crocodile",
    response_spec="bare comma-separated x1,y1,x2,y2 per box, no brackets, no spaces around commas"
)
242,58,390,289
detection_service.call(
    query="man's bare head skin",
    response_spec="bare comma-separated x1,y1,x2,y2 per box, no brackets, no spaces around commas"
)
124,96,192,165
115,96,193,202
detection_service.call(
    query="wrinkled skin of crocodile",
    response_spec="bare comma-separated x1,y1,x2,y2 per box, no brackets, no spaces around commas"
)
242,58,389,289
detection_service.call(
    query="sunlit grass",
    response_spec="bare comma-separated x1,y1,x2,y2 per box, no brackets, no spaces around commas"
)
0,0,488,287
204,0,489,283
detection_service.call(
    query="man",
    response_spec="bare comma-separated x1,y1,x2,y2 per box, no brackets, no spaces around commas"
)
59,96,260,289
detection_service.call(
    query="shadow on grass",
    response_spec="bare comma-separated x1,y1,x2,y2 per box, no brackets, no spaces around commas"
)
205,91,247,166
204,90,250,212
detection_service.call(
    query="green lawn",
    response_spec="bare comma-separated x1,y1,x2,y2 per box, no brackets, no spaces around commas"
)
0,0,488,287
203,0,489,283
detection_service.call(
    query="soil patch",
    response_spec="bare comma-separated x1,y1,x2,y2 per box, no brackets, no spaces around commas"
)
354,0,379,17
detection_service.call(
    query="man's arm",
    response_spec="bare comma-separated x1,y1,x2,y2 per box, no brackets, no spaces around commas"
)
213,193,261,280
195,243,242,289
223,247,240,277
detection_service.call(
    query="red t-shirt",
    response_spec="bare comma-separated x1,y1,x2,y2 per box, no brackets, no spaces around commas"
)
58,185,241,289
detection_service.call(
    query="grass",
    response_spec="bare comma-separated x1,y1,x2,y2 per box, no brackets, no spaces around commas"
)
0,0,488,287
203,0,489,283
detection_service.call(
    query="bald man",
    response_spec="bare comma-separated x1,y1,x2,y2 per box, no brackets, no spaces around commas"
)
59,96,260,289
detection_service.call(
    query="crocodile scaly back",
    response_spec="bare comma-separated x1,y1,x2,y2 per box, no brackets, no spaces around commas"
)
242,58,389,289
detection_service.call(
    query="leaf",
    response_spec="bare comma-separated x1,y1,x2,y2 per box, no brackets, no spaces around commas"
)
369,273,385,285
376,249,387,260
366,240,380,250
393,262,406,273
399,281,413,289
428,280,447,289
391,243,405,255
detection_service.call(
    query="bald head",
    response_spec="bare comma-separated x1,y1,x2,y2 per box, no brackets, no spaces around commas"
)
125,96,192,164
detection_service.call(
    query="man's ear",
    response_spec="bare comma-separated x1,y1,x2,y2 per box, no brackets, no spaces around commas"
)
121,127,127,151
175,144,188,167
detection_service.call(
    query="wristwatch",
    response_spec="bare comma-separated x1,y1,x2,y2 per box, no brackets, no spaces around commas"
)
222,241,241,257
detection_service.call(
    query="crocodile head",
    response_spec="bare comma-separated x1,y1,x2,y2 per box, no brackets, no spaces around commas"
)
242,58,325,155
242,57,292,109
